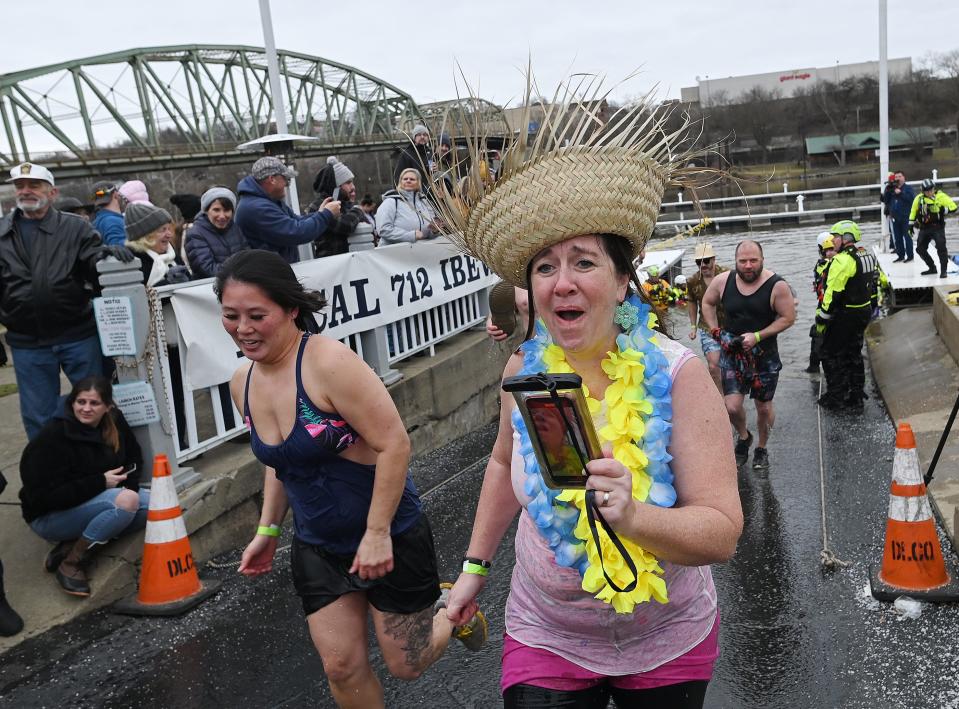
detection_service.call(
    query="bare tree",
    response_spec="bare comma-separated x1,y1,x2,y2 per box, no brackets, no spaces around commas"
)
927,50,959,154
893,68,937,161
811,76,878,165
731,85,782,163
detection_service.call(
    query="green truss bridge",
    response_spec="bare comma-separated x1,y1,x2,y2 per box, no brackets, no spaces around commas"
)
0,45,422,179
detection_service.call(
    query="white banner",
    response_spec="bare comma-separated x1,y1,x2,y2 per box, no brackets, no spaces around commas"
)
169,239,497,390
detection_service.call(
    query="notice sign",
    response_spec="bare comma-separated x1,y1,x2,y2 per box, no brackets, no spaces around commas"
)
113,381,161,426
94,296,137,356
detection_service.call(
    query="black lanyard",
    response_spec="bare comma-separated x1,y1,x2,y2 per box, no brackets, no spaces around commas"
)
539,374,639,594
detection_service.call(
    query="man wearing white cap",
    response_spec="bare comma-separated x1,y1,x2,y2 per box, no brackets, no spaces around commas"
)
685,242,727,391
0,163,133,439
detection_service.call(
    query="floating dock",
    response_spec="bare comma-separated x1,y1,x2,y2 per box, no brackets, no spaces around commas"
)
876,246,959,308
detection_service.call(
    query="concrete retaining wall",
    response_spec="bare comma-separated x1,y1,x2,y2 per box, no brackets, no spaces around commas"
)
933,285,959,366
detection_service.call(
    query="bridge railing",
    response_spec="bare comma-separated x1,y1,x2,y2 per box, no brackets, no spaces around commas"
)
145,238,495,464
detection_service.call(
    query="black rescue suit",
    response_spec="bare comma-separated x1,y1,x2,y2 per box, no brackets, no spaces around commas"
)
816,244,873,407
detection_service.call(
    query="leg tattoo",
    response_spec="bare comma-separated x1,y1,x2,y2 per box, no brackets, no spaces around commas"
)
383,607,435,668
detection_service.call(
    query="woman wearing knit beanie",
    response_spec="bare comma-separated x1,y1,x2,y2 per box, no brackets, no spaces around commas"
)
123,203,191,287
184,187,248,279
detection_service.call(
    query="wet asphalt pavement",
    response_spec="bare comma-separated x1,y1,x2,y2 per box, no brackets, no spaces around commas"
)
3,224,959,708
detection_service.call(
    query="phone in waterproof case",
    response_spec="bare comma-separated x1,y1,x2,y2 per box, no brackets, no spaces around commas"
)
502,373,602,489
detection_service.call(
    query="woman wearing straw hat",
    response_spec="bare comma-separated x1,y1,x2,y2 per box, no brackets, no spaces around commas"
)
436,78,743,707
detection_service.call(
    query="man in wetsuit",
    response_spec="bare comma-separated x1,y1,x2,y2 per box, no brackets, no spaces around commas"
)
701,240,796,472
816,220,875,413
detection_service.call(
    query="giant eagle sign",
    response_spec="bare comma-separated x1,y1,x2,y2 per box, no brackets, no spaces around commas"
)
168,239,497,390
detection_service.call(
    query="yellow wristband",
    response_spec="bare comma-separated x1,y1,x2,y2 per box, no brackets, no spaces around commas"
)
256,524,281,537
754,331,762,343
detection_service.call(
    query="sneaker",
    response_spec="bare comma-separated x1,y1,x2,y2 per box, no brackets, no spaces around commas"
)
921,267,937,276
904,257,914,262
439,582,488,652
892,256,904,263
488,281,517,337
734,430,753,467
752,447,770,472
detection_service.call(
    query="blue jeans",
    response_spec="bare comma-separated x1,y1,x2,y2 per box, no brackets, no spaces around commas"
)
10,334,103,440
29,488,150,546
892,219,913,260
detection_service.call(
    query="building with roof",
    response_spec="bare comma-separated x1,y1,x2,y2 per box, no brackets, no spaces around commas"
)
681,58,912,106
805,127,934,166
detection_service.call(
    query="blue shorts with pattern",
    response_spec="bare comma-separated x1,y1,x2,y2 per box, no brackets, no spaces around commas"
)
698,329,721,356
720,346,782,402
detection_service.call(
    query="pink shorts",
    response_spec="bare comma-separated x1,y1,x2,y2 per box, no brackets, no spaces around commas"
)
501,614,719,693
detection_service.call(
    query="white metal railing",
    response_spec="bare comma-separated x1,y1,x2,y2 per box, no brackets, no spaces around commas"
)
154,271,491,464
386,289,485,363
662,175,959,210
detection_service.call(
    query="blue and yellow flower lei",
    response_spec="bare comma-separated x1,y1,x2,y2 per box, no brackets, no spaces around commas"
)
513,292,677,614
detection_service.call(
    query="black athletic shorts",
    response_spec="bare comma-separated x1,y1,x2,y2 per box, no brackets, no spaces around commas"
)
290,513,441,616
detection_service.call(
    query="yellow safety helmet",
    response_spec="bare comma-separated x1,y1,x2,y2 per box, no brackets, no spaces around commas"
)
829,220,861,243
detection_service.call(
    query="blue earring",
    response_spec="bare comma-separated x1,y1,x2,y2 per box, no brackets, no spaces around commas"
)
614,299,639,331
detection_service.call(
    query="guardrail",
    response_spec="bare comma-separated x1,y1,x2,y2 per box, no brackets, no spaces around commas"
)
98,238,496,472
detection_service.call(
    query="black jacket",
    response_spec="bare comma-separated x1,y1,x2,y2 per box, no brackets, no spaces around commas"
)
393,143,431,184
0,208,104,346
19,408,143,523
184,213,248,279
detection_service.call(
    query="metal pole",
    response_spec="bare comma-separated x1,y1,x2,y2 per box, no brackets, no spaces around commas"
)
878,0,891,252
924,387,959,486
258,0,312,260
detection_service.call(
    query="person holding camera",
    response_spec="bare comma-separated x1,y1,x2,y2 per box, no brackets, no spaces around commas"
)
701,240,795,473
19,376,148,598
439,77,742,708
881,171,915,262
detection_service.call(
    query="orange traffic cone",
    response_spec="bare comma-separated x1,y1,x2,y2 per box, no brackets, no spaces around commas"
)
114,454,220,616
870,423,959,602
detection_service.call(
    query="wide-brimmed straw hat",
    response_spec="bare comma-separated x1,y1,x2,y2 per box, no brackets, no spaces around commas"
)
428,72,704,287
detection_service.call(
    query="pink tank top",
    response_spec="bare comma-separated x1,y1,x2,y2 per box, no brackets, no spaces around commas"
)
506,336,717,676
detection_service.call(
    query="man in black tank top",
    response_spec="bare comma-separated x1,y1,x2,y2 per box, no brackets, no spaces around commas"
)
701,240,796,472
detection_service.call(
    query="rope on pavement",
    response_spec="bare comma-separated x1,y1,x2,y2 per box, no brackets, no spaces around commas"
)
205,544,291,570
817,378,849,571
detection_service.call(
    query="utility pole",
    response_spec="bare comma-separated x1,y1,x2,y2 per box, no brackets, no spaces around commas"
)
258,0,312,261
878,0,891,251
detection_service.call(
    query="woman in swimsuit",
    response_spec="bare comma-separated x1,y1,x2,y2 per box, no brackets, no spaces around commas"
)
216,250,485,709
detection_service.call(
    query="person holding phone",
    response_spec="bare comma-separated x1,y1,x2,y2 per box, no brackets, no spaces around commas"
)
19,376,148,598
433,76,743,708
375,169,442,245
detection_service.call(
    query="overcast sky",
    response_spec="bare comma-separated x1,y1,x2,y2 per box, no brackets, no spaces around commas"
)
2,0,958,106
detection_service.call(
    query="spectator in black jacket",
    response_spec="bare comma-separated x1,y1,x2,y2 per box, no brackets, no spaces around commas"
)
393,124,432,185
20,376,148,597
0,162,134,440
308,156,373,257
185,187,248,278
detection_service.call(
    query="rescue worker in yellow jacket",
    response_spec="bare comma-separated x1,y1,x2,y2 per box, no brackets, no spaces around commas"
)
815,220,874,413
910,178,957,278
